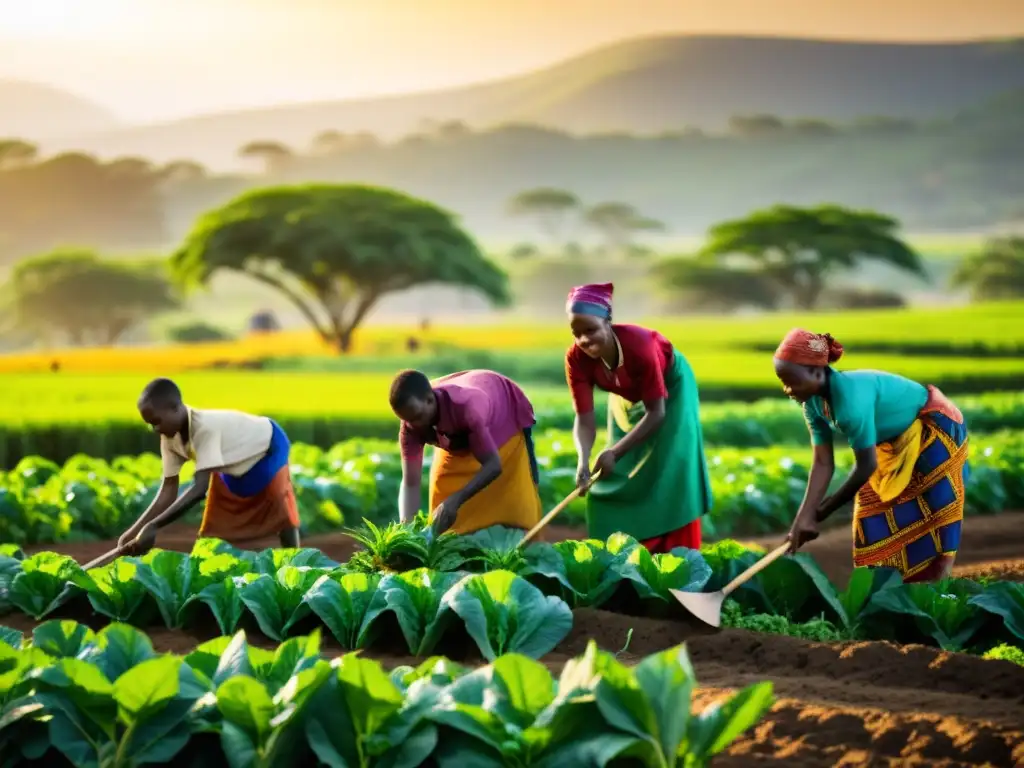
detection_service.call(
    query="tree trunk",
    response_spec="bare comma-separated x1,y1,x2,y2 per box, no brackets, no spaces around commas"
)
329,291,380,355
794,272,825,309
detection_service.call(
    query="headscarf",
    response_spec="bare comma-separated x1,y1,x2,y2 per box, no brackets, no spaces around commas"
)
774,328,844,367
566,282,614,319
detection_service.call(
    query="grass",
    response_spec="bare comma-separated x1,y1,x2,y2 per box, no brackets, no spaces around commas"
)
4,343,1024,428
0,373,563,426
1,302,1023,376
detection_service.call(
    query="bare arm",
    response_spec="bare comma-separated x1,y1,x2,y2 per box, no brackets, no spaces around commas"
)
573,411,598,472
398,457,422,524
147,470,211,529
449,452,502,508
121,477,180,543
797,443,836,521
608,397,666,460
816,447,877,522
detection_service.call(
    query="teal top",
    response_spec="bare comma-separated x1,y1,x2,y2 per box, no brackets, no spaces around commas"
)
803,369,928,451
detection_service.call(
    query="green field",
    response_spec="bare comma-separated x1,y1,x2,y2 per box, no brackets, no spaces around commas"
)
4,347,1024,426
2,301,1022,464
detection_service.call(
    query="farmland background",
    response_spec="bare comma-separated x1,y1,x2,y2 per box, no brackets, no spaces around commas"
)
1,0,1023,517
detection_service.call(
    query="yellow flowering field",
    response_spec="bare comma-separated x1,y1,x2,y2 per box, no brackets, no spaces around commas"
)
0,302,1020,375
2,350,1022,428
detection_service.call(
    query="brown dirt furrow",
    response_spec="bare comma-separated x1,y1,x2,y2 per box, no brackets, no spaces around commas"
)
954,558,1024,583
13,511,1024,767
695,687,1024,768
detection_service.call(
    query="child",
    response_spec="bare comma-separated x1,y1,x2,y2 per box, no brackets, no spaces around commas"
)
119,377,300,554
390,368,542,536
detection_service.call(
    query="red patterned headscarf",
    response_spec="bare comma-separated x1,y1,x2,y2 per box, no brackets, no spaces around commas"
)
774,328,844,367
566,282,614,318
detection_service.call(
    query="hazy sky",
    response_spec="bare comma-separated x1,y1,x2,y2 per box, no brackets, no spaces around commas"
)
2,0,1023,123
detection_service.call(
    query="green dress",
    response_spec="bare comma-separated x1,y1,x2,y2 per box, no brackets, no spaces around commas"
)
586,349,713,541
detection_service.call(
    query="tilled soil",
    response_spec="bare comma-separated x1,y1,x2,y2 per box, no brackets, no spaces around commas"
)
14,511,1024,766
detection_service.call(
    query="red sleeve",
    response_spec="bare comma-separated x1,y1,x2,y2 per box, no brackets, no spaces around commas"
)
565,347,595,414
462,392,499,462
398,423,425,476
635,333,669,403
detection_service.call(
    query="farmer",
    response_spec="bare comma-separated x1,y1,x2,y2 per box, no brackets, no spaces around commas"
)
390,369,542,535
564,282,712,552
119,378,301,554
775,329,970,582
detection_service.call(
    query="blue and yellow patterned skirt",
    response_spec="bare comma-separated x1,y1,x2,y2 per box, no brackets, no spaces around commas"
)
853,412,970,579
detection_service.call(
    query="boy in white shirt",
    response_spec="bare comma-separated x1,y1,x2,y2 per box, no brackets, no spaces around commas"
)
119,378,301,554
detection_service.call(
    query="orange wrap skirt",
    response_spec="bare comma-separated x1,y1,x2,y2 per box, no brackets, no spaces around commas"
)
198,421,300,543
428,431,542,535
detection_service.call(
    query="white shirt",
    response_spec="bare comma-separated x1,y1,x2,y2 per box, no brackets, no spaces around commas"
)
161,407,273,478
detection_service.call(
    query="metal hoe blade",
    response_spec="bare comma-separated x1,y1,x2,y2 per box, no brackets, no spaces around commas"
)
670,542,791,629
669,589,726,628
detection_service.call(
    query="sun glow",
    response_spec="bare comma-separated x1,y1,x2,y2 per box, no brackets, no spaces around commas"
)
0,0,149,41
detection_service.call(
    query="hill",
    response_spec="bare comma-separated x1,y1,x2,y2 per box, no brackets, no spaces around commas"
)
155,88,1024,238
0,80,122,139
54,35,1024,167
3,87,1020,275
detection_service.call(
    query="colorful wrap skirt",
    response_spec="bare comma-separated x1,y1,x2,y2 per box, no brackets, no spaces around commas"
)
428,429,542,535
199,420,300,543
853,386,969,580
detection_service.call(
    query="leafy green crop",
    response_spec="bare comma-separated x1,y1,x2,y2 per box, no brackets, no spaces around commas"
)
0,621,773,767
4,428,1023,546
5,531,1024,657
982,643,1024,666
859,578,989,651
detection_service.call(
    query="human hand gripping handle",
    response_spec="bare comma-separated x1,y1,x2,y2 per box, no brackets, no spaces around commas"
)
577,452,614,496
521,467,603,547
786,509,820,554
84,523,155,570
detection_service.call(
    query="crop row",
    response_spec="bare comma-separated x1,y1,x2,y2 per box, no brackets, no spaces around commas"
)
2,376,1024,464
0,622,771,768
2,429,1023,546
3,524,1024,656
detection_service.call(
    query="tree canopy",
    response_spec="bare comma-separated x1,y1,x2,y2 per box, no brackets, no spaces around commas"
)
4,249,179,345
951,236,1024,301
584,202,664,258
0,149,167,263
506,188,580,251
171,183,511,352
657,204,925,310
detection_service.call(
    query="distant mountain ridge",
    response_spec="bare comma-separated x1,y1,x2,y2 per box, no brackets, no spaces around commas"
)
0,80,122,139
22,34,1024,166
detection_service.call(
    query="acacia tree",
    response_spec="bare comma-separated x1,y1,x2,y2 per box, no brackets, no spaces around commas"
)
687,205,925,309
951,236,1024,301
506,188,580,252
6,249,179,344
584,202,664,258
238,141,293,174
171,184,511,352
650,258,784,311
158,160,208,184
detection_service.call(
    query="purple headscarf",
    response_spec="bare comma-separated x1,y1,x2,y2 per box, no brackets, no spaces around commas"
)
566,282,614,319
